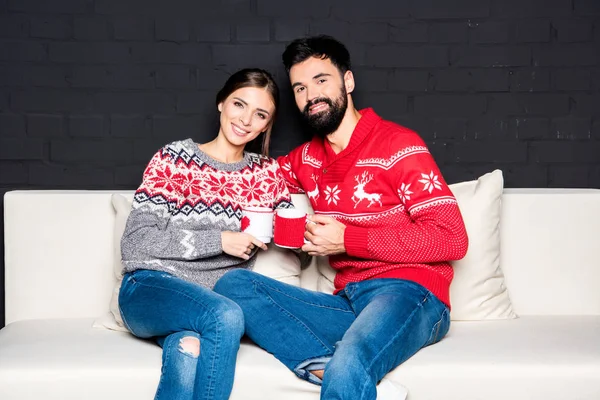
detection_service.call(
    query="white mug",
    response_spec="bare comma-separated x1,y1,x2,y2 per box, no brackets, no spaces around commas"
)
241,206,274,243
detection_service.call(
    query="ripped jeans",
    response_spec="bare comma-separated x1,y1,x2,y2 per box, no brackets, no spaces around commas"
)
214,270,450,400
119,269,244,400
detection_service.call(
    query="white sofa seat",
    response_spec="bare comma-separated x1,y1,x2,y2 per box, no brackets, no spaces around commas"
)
1,316,599,400
0,318,319,400
387,316,600,400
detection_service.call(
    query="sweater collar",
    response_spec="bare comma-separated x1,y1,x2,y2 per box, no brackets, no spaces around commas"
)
322,108,381,162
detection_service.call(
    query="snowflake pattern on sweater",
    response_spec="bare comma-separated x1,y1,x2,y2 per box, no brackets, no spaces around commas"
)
277,109,468,307
121,139,292,289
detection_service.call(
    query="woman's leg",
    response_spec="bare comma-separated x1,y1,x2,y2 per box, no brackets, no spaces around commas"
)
119,269,245,400
154,331,201,400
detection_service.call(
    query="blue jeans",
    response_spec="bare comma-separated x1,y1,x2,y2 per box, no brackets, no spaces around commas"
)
214,269,450,400
119,269,244,400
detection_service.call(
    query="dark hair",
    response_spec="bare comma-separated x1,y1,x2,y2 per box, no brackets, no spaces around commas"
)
215,68,279,156
282,35,351,75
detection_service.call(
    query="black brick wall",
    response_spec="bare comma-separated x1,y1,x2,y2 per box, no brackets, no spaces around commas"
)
1,0,599,327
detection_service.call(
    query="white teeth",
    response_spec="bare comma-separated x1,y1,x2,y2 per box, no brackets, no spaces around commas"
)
232,123,248,135
310,103,327,113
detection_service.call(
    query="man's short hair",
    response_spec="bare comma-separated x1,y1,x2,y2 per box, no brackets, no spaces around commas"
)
282,35,351,75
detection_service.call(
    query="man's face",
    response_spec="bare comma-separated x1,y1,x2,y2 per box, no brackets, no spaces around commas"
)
289,57,349,138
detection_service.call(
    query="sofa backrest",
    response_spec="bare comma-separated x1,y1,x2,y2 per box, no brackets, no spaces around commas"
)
499,189,600,316
4,191,125,324
4,189,600,324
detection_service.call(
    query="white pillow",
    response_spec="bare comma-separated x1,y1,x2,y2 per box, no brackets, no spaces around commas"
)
448,169,515,320
92,193,131,332
315,170,517,321
93,193,302,332
251,244,301,286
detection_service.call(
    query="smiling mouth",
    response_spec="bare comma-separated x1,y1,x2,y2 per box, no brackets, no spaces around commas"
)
231,123,250,136
309,102,329,115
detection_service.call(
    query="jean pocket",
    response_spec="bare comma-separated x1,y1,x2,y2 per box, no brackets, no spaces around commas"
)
118,305,137,335
118,273,140,336
427,307,450,346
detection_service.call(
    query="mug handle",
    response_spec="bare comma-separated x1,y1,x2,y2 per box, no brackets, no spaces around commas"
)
303,217,317,244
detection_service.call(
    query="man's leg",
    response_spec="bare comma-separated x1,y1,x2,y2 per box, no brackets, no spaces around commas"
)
214,269,356,384
321,279,450,400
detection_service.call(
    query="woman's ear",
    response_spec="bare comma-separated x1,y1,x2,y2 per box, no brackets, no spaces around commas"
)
217,102,223,112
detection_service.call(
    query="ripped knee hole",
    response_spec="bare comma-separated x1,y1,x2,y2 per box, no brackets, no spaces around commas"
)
178,336,200,357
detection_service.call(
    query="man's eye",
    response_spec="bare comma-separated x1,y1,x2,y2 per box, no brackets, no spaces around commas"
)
295,87,305,93
318,79,326,84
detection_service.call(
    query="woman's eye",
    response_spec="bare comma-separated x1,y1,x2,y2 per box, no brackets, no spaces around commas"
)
233,101,243,108
257,113,266,120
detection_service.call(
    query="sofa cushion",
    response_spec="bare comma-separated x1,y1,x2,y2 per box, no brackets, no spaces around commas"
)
93,194,303,332
385,315,600,400
314,170,516,321
2,317,599,400
0,319,319,400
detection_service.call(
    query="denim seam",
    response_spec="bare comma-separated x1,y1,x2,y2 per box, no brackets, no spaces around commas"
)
155,336,171,399
358,291,431,398
119,276,140,337
428,319,441,345
127,277,224,398
427,307,448,345
118,306,137,336
251,278,354,314
253,280,335,355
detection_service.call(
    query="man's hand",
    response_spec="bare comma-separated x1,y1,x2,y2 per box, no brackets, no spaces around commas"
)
302,214,346,256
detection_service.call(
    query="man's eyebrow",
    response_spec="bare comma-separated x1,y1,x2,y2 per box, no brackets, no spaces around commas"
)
313,73,332,80
232,97,270,115
291,73,333,89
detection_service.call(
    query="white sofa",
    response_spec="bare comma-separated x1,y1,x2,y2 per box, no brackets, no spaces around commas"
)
2,181,600,399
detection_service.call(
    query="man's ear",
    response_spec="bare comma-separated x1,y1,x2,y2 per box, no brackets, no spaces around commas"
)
344,70,355,94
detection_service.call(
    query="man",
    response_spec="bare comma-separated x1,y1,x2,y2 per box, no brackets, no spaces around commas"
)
214,35,468,400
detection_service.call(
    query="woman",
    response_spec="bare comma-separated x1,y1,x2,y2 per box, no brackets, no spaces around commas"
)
118,68,292,400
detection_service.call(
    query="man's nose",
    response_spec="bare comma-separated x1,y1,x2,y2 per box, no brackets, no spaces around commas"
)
305,85,319,103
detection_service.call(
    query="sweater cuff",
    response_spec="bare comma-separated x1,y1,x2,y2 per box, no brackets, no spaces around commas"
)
193,229,223,258
344,226,371,259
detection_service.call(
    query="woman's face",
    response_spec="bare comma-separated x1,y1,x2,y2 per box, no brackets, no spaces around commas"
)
217,86,275,149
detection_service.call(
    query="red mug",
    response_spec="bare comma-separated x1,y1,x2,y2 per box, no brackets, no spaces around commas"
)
273,209,309,249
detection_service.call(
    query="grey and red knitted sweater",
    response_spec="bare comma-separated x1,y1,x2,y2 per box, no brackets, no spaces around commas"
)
277,109,468,307
121,138,292,289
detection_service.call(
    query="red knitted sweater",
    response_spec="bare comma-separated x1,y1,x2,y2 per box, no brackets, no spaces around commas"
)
277,108,468,307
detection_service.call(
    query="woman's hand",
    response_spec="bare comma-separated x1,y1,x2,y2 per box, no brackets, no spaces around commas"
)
221,231,267,260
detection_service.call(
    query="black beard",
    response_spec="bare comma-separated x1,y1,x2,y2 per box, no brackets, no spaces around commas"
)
301,87,348,139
